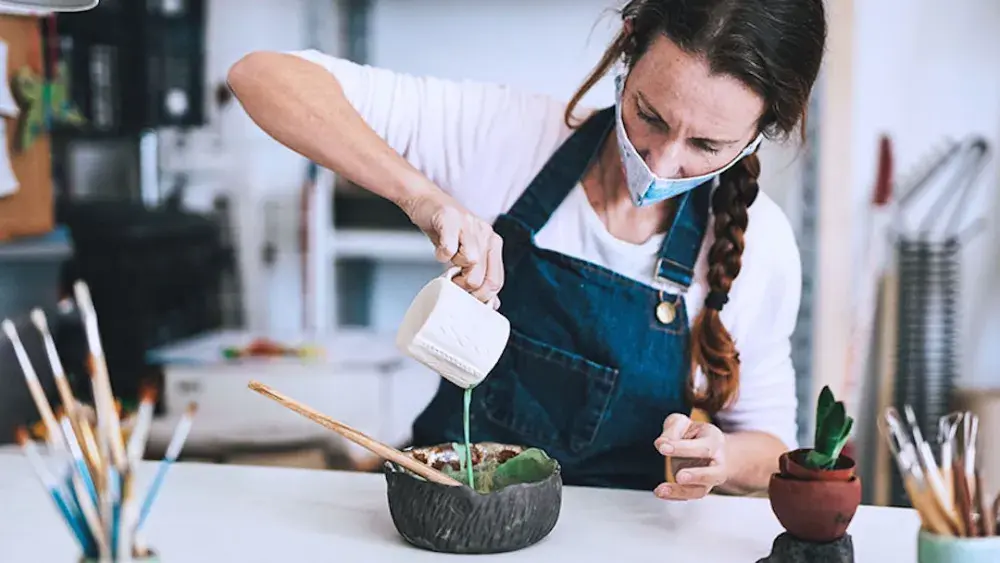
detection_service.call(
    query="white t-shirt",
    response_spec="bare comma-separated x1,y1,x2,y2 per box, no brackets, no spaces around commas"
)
288,50,803,450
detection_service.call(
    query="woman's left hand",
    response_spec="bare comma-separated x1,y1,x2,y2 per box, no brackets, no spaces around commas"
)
652,413,728,500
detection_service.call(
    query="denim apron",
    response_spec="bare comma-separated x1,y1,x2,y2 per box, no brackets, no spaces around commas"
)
411,107,711,491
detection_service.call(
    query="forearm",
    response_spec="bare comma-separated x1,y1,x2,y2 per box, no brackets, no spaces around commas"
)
226,51,435,207
716,431,787,495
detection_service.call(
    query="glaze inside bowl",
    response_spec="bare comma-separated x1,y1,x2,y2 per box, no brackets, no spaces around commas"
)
383,442,562,554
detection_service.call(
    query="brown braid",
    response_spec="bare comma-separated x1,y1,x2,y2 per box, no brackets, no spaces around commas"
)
688,153,761,412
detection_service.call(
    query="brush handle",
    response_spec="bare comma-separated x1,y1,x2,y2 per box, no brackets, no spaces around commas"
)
136,462,170,531
248,380,463,487
50,486,92,553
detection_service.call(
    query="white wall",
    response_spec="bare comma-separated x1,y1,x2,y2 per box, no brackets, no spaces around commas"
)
850,0,1000,388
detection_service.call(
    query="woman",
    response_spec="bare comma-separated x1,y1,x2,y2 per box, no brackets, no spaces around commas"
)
228,0,826,499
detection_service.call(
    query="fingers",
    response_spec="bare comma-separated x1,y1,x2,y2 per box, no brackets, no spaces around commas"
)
420,197,505,305
653,482,711,501
430,206,462,263
450,220,504,305
470,233,504,304
655,413,693,454
673,463,726,488
661,436,718,459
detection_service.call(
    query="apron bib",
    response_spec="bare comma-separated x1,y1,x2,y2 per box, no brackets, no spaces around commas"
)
412,107,711,491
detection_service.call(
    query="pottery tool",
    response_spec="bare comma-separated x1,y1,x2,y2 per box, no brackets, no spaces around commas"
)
974,471,992,537
3,318,66,452
135,402,197,533
903,406,957,526
963,412,979,501
248,380,463,487
878,408,956,535
15,426,91,552
937,412,962,508
992,492,1000,536
952,461,974,536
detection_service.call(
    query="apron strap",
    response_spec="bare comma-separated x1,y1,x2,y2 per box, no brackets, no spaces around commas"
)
653,182,712,290
503,104,711,291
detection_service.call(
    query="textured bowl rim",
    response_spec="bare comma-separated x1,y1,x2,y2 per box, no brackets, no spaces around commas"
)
383,443,562,494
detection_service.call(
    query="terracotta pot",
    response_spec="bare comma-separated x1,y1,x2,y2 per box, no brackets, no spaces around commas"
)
383,442,562,554
768,472,862,543
780,449,856,482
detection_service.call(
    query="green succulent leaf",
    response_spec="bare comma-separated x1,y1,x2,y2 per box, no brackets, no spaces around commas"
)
805,386,855,470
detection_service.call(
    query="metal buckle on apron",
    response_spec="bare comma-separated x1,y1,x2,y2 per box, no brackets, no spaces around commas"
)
652,258,686,325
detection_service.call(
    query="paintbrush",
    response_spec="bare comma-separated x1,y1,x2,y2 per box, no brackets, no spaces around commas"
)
31,309,100,474
59,413,99,507
73,281,129,472
15,426,92,553
135,403,197,533
75,409,104,487
115,384,156,561
3,319,66,452
248,380,464,487
126,384,157,465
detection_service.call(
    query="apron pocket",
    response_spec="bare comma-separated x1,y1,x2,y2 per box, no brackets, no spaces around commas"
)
481,329,619,453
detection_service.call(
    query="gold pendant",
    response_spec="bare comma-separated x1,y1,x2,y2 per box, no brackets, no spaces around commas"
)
656,301,676,324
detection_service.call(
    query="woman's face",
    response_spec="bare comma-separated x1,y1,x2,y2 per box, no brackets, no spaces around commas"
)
621,34,765,179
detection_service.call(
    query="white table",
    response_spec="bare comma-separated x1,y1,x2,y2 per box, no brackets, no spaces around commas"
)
0,453,922,562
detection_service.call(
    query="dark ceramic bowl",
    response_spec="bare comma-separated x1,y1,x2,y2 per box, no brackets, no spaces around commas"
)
383,442,562,554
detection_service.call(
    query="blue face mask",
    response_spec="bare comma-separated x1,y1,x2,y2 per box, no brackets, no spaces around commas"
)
613,74,763,207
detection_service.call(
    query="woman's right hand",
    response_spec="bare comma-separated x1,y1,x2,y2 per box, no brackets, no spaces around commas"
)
400,187,505,309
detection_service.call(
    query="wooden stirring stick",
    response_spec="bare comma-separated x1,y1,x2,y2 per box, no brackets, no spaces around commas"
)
247,380,463,487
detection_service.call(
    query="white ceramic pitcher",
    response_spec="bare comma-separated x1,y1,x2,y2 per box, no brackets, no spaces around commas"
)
396,267,510,388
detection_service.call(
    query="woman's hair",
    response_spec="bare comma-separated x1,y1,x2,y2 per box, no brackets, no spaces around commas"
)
566,0,826,413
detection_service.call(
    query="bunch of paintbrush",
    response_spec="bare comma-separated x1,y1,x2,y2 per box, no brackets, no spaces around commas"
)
4,280,197,562
879,405,998,537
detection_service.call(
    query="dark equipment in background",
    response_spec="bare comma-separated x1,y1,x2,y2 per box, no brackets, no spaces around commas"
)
56,199,233,410
48,0,207,137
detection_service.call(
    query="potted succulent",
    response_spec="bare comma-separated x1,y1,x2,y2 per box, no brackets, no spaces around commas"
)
768,385,862,544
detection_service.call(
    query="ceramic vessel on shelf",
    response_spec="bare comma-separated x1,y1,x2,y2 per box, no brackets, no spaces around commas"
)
383,442,562,554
